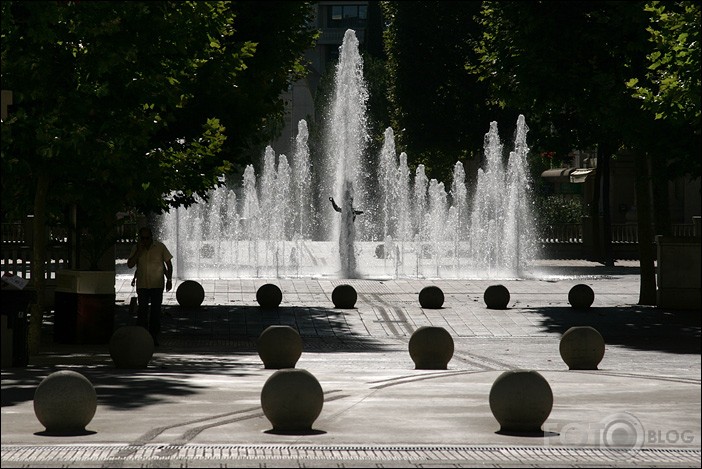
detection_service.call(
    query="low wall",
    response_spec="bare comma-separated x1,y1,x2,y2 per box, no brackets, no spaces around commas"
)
656,236,701,310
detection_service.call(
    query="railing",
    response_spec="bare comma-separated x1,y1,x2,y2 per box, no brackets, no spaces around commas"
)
539,223,582,243
538,223,695,244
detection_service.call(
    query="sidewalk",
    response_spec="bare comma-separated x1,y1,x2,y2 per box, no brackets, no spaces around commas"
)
2,260,700,467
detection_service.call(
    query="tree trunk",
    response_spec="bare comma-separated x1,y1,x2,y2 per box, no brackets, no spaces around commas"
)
589,160,602,261
27,172,50,356
651,160,671,236
599,144,614,266
635,152,657,305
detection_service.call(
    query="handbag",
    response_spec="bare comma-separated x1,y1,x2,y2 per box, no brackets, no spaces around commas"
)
129,287,138,316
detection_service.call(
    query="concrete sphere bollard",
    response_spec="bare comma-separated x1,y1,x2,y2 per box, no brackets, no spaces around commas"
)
260,368,324,433
559,326,605,370
176,280,205,308
408,326,454,369
109,326,155,369
419,286,444,309
568,284,595,309
34,370,97,434
257,283,283,309
489,370,553,433
257,325,303,369
332,284,357,308
484,284,510,309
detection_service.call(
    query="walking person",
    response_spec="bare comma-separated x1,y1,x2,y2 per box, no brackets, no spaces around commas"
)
127,227,173,346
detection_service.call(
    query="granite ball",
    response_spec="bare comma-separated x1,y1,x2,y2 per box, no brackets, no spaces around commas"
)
408,326,454,369
489,370,553,433
559,326,605,370
257,325,303,369
484,284,510,309
332,284,357,309
568,284,595,309
257,283,283,309
176,280,205,308
260,368,324,433
109,326,155,369
34,370,97,434
419,286,444,309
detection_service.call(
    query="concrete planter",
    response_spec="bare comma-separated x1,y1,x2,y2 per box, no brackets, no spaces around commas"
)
656,236,701,309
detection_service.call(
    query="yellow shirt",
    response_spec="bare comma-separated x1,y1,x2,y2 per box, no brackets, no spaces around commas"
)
129,241,173,289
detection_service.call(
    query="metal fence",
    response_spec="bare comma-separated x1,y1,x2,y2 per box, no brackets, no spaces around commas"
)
1,221,696,279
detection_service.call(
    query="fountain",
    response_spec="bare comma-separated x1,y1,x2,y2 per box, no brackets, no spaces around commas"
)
157,29,538,280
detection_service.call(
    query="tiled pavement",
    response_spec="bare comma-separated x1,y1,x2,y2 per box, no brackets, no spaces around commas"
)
1,260,700,467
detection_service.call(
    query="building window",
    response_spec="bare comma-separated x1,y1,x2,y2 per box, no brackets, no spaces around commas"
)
329,4,367,29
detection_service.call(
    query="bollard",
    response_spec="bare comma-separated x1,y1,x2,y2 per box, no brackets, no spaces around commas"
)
34,370,97,434
260,368,324,433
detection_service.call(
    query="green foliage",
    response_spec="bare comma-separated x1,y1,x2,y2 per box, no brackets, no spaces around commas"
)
627,1,700,128
381,1,503,181
1,0,317,226
533,195,585,227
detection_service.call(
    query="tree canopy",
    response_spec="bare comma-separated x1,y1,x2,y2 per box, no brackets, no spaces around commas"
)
1,1,317,223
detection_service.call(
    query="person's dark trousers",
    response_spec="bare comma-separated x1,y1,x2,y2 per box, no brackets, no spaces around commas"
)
136,287,164,345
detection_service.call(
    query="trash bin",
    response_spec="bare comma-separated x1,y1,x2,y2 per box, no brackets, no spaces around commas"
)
0,288,33,367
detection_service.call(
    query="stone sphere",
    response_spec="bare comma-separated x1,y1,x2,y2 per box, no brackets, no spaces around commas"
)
261,368,324,433
419,286,444,309
34,370,97,434
332,284,357,309
257,283,283,309
408,326,454,369
484,284,510,309
489,370,553,433
176,280,205,308
559,326,605,370
568,284,595,309
109,326,154,369
257,325,303,369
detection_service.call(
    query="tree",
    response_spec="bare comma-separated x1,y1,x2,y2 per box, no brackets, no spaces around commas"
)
381,1,503,184
1,1,317,354
471,1,693,304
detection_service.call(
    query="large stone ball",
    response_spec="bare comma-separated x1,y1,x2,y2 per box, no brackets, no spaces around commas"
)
109,326,154,369
559,326,605,370
332,284,357,309
568,284,595,309
34,370,97,434
489,370,553,433
408,326,454,369
419,286,444,309
257,325,303,369
484,284,511,309
260,368,324,433
257,283,283,309
176,280,205,308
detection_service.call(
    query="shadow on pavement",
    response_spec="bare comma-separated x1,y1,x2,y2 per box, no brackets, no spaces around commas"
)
528,305,701,354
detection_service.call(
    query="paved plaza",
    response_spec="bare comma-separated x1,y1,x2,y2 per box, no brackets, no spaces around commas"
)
1,259,700,467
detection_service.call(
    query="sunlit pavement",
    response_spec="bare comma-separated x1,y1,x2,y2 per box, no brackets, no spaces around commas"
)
2,259,700,467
